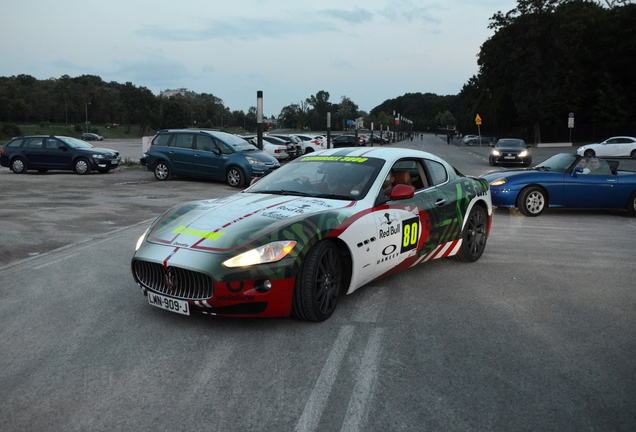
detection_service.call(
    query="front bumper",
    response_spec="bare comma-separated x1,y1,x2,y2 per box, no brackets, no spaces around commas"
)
491,154,531,165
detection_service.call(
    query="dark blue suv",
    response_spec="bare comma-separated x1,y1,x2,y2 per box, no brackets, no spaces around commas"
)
141,130,280,187
0,135,121,174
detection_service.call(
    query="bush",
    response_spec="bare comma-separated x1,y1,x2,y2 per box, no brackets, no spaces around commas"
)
1,124,22,137
74,124,83,132
39,121,50,128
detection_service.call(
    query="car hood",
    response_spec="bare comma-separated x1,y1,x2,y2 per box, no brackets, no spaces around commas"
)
147,193,355,253
83,147,119,156
481,167,535,181
239,149,279,164
492,146,528,152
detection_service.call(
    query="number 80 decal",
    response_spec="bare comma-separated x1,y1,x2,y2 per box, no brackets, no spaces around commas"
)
400,216,420,253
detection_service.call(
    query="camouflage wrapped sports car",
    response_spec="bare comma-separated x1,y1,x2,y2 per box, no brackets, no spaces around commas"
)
131,147,492,321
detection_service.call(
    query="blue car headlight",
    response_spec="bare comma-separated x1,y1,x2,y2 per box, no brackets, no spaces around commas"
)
92,154,105,160
490,177,508,187
246,157,265,166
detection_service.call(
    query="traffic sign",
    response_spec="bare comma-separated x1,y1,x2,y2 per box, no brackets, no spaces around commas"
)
568,117,574,128
569,112,575,118
475,114,482,125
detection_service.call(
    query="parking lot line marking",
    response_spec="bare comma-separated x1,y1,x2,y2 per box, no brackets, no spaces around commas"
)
351,287,389,323
340,328,385,432
33,253,80,270
295,325,355,432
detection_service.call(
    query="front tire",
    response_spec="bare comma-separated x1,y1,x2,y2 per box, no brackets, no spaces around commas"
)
291,241,342,322
453,205,488,262
74,158,91,175
489,156,496,166
518,186,547,216
627,191,636,217
11,158,26,174
226,167,245,187
154,161,171,180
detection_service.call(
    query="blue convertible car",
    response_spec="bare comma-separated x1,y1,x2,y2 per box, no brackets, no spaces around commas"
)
481,153,636,216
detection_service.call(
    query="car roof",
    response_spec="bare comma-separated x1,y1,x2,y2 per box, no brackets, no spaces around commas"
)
306,146,446,165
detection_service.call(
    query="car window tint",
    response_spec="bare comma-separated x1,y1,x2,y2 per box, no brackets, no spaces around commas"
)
25,138,44,148
153,134,171,147
214,138,234,155
6,138,24,147
173,134,194,149
197,135,216,152
424,160,448,186
45,138,64,150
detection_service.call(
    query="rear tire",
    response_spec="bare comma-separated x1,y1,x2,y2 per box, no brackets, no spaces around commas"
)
518,186,547,216
627,191,636,217
453,205,488,262
631,150,636,160
154,161,171,180
11,158,26,174
291,241,342,322
584,149,595,157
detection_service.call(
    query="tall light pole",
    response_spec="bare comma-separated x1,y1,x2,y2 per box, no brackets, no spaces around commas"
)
256,91,263,150
327,112,331,149
85,102,91,133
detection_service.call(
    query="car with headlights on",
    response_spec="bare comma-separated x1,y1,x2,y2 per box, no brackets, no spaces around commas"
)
482,153,636,217
142,130,280,187
489,139,532,166
131,147,492,321
577,136,636,159
0,135,120,174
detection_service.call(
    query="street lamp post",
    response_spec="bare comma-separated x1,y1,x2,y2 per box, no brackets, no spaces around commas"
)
85,102,91,133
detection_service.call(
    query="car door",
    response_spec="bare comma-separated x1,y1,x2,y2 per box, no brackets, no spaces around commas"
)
563,159,616,207
192,134,224,179
23,137,47,168
45,138,73,169
168,133,195,174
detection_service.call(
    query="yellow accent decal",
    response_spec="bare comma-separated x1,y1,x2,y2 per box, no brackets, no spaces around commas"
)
171,226,225,241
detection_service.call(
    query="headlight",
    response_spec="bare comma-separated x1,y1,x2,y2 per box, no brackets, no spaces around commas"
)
135,228,150,251
518,150,528,157
577,147,585,152
490,177,508,186
93,154,105,160
223,240,296,268
246,157,265,166
492,150,501,156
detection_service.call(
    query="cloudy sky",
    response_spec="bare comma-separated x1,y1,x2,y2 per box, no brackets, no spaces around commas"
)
0,0,518,117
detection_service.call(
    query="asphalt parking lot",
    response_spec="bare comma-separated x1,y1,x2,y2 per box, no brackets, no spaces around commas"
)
1,135,635,431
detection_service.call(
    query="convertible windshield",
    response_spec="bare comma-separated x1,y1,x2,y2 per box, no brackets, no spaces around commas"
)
61,137,94,148
535,153,578,173
247,156,385,200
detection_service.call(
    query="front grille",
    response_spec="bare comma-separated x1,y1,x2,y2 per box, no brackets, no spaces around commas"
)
133,260,214,300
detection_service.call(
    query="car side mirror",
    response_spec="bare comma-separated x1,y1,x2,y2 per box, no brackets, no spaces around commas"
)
212,148,221,156
572,167,583,177
389,184,415,200
58,145,67,151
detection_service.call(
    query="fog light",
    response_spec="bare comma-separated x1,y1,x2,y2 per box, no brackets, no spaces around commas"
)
255,280,272,293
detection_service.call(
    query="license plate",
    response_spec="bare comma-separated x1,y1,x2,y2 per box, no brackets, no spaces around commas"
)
147,292,190,315
112,160,119,165
504,156,515,159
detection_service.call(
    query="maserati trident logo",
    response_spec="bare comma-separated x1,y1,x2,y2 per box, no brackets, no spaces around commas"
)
164,268,176,290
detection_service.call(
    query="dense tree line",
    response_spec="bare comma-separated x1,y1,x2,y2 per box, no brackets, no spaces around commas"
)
0,74,249,135
374,0,636,143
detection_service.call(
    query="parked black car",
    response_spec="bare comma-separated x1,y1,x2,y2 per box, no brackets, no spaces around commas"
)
0,135,121,174
81,133,103,141
331,134,366,148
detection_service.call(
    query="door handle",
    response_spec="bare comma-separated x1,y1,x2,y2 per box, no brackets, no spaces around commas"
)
435,199,446,207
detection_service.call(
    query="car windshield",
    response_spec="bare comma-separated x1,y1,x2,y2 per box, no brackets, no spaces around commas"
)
61,137,94,148
535,153,578,173
216,133,258,152
247,156,385,200
496,139,525,148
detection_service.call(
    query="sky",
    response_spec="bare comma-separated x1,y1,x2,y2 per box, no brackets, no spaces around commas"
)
0,0,519,117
